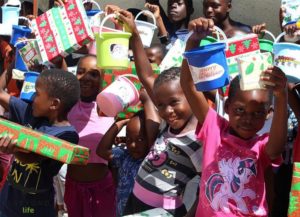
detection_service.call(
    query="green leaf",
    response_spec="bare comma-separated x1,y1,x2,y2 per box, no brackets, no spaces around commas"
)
260,63,264,71
245,62,255,75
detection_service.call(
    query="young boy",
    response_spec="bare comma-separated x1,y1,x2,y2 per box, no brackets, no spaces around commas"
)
0,69,80,217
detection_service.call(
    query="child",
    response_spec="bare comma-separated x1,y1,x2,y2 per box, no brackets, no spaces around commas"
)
146,0,194,44
97,90,160,217
202,0,251,37
180,17,288,216
115,10,202,217
65,54,116,217
145,43,165,65
0,69,80,217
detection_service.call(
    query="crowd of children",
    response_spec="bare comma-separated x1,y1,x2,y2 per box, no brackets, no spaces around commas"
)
0,0,300,216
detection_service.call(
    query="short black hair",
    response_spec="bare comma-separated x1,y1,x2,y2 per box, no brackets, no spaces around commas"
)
154,67,180,89
38,69,80,115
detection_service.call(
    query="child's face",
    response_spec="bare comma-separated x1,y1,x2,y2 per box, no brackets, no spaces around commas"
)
32,78,53,118
203,0,230,25
145,47,163,65
225,89,271,140
154,80,193,134
77,56,102,101
126,117,148,159
167,0,187,23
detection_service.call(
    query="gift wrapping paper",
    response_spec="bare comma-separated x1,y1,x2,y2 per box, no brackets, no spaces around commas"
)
289,162,300,217
0,118,89,165
31,0,94,64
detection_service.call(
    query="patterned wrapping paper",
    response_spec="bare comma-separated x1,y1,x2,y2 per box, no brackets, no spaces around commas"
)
288,163,300,217
237,52,273,91
281,0,300,26
31,0,94,64
18,40,43,70
0,118,89,165
103,62,160,119
218,34,260,98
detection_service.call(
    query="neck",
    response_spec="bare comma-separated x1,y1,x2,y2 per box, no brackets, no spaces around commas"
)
173,20,187,32
48,113,69,127
81,95,96,103
216,15,232,32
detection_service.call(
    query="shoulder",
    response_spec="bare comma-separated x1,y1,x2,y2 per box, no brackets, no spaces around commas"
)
40,125,79,144
232,20,252,33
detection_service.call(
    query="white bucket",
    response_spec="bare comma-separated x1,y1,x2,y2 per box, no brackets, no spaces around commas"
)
1,3,21,26
273,32,300,82
135,10,157,48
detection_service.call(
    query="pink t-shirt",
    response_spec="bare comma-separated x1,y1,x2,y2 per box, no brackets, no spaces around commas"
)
68,101,114,164
195,108,277,217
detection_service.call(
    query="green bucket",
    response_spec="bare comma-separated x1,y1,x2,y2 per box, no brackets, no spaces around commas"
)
96,14,132,69
200,36,218,46
258,30,275,52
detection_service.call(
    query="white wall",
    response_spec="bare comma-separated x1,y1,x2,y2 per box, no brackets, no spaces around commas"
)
95,0,282,37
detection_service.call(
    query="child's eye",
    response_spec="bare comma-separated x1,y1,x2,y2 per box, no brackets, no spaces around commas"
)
89,71,100,78
170,100,179,106
234,108,245,115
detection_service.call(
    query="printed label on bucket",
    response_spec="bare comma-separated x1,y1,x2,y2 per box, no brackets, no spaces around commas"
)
115,82,132,107
189,63,225,83
21,81,35,93
109,43,128,60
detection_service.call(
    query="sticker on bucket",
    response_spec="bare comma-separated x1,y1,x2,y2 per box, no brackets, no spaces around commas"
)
110,43,128,60
274,55,300,68
21,81,35,94
114,83,132,108
189,63,225,83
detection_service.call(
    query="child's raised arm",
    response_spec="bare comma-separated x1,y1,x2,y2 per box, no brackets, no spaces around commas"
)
180,18,214,124
0,66,13,111
96,119,129,161
263,67,288,160
117,10,157,103
140,89,160,148
288,83,300,122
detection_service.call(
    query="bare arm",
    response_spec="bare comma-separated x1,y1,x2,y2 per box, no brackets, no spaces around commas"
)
96,120,129,161
117,10,157,103
180,18,214,124
145,3,168,38
288,83,300,122
0,66,13,111
264,67,288,160
140,89,160,147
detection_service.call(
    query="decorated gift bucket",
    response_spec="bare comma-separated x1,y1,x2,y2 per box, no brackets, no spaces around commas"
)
15,41,28,71
135,10,157,48
183,26,229,92
84,0,103,26
97,74,140,117
96,14,132,69
10,17,32,46
259,30,275,52
20,71,39,102
273,32,300,82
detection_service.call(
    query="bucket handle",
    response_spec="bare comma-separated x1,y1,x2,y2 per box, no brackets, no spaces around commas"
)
82,0,102,11
99,14,124,39
184,25,228,50
135,10,157,27
18,16,32,28
14,38,36,48
275,32,286,43
261,30,276,42
117,74,139,81
3,2,21,8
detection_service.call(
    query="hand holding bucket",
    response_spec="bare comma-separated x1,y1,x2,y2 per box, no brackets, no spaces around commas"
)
96,14,132,69
135,10,157,48
273,31,300,82
183,26,230,92
96,74,140,117
83,0,104,27
10,17,32,46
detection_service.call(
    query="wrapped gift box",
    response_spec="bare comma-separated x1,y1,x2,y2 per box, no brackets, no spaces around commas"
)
123,208,173,217
0,118,89,165
31,0,94,64
288,162,300,217
281,0,300,26
237,52,273,90
103,62,160,119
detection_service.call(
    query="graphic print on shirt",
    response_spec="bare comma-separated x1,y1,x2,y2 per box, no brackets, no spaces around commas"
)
205,157,258,214
148,136,168,167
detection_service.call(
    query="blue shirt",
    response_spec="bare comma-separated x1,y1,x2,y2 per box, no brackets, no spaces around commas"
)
0,97,79,217
111,146,143,217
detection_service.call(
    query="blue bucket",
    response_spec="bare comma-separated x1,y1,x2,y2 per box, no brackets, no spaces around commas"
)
10,25,31,46
15,41,27,71
20,71,39,102
183,42,229,91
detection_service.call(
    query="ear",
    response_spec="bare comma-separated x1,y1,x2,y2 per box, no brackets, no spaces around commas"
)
50,98,61,111
265,106,274,120
224,98,230,115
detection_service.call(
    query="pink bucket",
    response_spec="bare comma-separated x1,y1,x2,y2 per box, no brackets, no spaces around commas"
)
97,74,140,117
